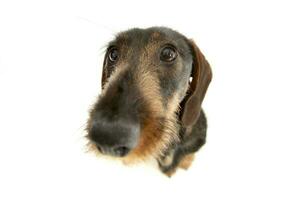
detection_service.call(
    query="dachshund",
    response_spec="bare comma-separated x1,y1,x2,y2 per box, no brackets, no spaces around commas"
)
86,27,212,176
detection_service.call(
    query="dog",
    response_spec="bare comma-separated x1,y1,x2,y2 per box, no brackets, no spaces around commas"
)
86,27,212,176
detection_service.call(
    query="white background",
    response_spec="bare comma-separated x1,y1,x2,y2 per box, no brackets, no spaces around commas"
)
0,0,299,199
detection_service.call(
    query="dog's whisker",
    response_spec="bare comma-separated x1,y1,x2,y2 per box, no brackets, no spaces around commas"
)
76,16,118,35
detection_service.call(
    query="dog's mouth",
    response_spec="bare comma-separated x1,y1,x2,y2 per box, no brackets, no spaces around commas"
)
95,144,102,153
94,143,131,157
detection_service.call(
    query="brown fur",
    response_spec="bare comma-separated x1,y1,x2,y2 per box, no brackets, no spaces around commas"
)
162,154,195,177
123,53,180,162
86,27,212,176
179,153,195,170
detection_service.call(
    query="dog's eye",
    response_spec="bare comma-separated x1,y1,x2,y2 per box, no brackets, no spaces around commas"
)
160,46,177,62
107,48,119,63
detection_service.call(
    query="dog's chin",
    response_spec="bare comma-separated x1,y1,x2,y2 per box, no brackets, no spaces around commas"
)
86,141,161,167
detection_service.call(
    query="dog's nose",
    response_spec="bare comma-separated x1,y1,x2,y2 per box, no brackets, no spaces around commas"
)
89,116,140,157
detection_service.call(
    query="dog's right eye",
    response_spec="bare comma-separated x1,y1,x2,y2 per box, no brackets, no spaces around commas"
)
160,45,177,62
107,48,119,63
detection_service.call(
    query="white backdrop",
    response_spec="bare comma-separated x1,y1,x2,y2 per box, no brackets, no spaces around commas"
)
0,0,299,199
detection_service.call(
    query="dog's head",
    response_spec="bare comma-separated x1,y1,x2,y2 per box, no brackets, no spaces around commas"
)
87,27,212,162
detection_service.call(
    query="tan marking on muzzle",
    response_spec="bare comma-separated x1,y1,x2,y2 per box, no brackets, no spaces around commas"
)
123,69,181,163
122,64,164,163
157,92,181,157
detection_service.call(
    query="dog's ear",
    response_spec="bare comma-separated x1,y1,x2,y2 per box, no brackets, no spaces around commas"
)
181,40,212,127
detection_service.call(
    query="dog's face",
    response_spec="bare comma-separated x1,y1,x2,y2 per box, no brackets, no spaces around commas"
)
87,27,211,162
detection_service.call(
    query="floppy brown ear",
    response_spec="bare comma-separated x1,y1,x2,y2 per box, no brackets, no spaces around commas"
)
181,40,212,127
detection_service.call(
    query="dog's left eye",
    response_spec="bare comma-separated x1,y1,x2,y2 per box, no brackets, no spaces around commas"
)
160,46,177,62
107,48,119,63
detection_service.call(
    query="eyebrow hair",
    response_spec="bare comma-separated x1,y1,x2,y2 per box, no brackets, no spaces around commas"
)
107,34,130,49
107,40,117,48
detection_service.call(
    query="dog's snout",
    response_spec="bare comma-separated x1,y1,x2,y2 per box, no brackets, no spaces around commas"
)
89,114,140,157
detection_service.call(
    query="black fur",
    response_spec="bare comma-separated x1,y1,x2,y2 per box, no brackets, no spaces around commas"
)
87,27,210,175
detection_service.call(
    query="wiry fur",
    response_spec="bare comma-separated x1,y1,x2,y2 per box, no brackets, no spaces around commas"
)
86,27,212,176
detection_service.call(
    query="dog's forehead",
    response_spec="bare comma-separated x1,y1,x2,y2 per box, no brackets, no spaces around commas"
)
111,27,189,50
